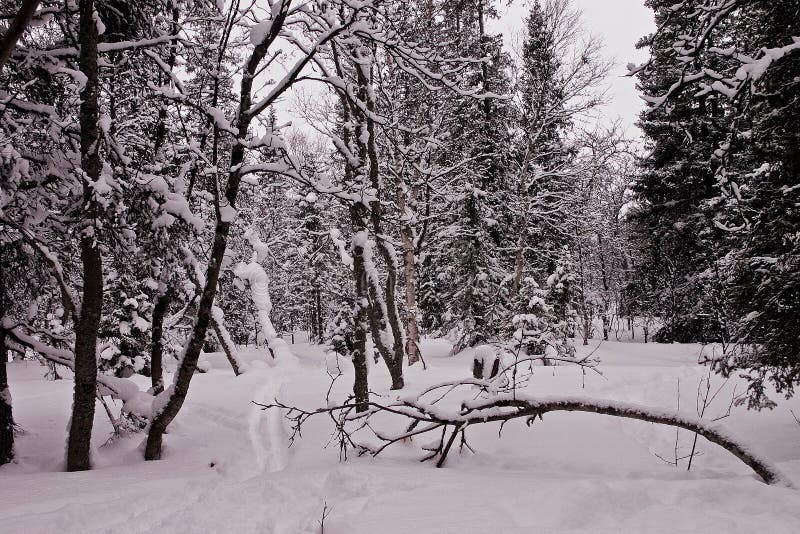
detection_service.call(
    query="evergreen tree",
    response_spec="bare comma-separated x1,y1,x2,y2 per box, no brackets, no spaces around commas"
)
634,0,800,405
629,0,731,343
709,1,800,407
421,0,515,352
545,246,578,360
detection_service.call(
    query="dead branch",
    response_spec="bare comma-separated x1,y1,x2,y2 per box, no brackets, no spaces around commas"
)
256,390,792,487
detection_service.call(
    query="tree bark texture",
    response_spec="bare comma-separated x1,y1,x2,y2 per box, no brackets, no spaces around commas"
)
149,291,171,394
66,0,104,472
350,206,371,412
357,61,406,388
397,183,422,366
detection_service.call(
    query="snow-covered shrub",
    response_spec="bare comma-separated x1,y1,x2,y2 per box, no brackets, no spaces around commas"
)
324,301,356,358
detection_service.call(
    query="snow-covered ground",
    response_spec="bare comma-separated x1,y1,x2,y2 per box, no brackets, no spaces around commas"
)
3,339,800,533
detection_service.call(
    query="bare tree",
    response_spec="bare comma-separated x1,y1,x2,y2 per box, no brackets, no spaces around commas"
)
510,0,610,297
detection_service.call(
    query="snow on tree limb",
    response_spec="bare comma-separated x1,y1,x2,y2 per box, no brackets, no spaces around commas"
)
2,319,154,418
260,386,793,487
457,394,792,487
630,0,800,109
234,239,295,361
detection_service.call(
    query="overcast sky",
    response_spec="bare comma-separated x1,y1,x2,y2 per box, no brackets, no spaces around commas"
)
496,0,656,139
280,1,657,143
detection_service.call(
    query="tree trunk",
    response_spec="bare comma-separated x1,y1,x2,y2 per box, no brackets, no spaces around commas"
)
397,183,422,366
308,297,316,343
66,0,103,472
330,39,400,398
576,231,590,346
210,308,243,376
147,5,180,396
151,5,180,155
0,327,13,466
144,4,292,458
314,285,324,344
350,206,371,411
150,290,171,394
0,244,13,465
0,0,41,75
145,218,234,460
353,215,404,390
597,232,610,341
582,315,590,346
457,396,792,486
511,139,535,297
357,62,406,388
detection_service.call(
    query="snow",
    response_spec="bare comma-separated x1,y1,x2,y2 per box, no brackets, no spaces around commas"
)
249,1,285,46
234,261,296,362
330,228,353,268
243,228,270,263
735,38,800,83
3,339,800,532
93,9,106,36
206,106,238,135
219,204,237,223
249,20,274,46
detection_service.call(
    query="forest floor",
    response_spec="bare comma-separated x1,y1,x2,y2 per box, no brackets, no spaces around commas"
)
3,338,800,533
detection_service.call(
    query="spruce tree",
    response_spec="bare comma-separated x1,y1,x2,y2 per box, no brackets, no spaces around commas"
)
629,0,730,342
422,0,515,351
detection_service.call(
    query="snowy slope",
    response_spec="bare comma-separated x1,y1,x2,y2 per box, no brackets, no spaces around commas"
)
3,340,800,533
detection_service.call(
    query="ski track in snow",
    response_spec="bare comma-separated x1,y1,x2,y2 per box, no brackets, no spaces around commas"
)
4,340,800,533
248,367,291,474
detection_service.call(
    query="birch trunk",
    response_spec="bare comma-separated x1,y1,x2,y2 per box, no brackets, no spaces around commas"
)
397,184,421,366
511,139,535,297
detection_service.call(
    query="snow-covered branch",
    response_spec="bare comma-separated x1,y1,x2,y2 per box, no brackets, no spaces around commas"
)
259,385,791,487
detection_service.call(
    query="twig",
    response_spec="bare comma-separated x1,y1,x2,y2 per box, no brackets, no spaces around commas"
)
318,501,332,534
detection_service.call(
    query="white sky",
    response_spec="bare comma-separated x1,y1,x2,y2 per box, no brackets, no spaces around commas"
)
496,0,656,139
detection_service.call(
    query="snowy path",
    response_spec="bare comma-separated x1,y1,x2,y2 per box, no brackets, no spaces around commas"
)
3,341,800,533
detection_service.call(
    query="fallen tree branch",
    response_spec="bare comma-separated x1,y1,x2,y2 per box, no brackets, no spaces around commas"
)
257,390,793,487
459,394,791,487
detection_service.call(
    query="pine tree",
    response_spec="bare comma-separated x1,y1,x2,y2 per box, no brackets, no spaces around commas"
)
545,246,578,360
708,1,800,407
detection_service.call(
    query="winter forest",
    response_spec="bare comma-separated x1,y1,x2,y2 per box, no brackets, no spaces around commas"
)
1,0,800,531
